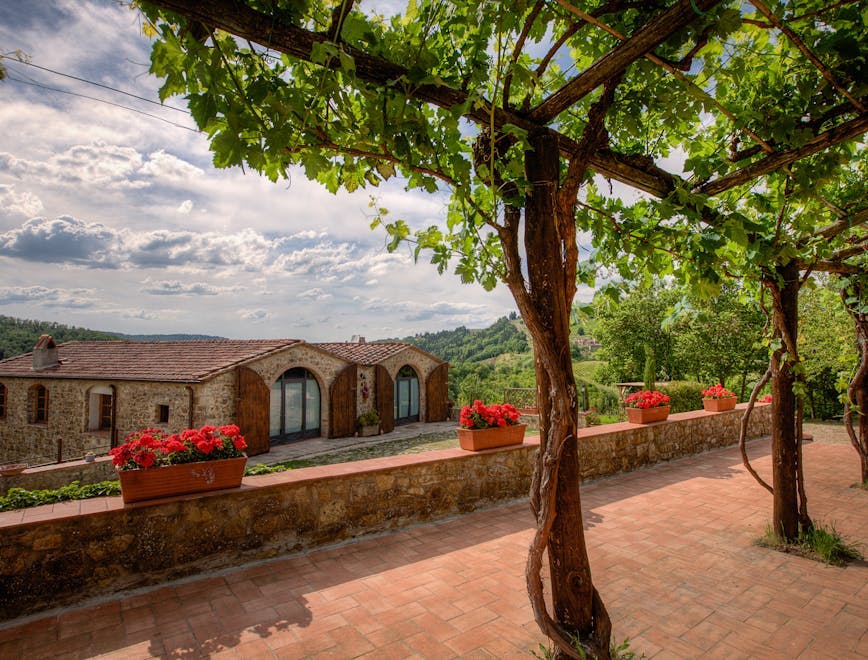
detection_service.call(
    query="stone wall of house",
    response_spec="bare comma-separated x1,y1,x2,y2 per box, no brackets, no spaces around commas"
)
0,404,772,620
356,365,378,421
241,343,352,439
0,377,207,466
0,344,355,467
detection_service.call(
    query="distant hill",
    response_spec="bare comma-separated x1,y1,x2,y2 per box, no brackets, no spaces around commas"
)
0,315,224,360
113,333,226,342
386,315,529,364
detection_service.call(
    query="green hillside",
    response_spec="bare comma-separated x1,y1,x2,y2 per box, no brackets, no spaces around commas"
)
0,316,118,360
386,315,529,364
0,315,224,360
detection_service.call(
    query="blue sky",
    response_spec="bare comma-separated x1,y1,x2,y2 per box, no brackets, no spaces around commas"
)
0,0,533,340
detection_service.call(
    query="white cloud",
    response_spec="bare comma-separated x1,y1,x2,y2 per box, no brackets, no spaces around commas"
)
0,216,121,267
0,285,96,307
177,199,194,214
140,279,239,296
0,143,147,189
241,309,271,322
0,184,44,218
140,150,204,182
120,309,159,320
298,288,333,301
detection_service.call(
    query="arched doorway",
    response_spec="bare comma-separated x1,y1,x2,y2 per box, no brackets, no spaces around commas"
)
270,367,321,441
393,365,419,425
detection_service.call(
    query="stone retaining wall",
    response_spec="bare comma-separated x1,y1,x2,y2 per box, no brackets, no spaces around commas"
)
0,404,771,620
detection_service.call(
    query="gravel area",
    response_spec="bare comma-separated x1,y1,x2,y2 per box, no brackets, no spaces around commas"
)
803,420,853,444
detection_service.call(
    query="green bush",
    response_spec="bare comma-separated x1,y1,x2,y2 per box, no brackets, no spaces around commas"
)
577,378,621,415
592,361,618,385
0,480,121,511
805,367,844,419
663,381,705,413
357,409,380,427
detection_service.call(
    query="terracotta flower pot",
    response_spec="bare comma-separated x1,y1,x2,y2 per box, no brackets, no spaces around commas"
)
457,424,526,451
117,456,246,504
703,397,737,412
625,406,670,424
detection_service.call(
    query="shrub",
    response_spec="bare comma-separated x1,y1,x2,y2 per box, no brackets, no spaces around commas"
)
663,381,705,413
357,409,380,427
0,480,121,511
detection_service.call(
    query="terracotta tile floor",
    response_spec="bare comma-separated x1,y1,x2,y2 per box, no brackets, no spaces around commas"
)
1,438,865,659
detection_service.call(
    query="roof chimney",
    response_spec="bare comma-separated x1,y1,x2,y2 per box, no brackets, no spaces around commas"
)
32,334,59,371
351,335,366,344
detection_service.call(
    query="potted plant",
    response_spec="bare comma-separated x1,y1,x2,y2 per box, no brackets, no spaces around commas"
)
457,400,526,451
357,410,381,437
624,389,671,424
110,424,247,503
701,383,738,412
83,451,96,463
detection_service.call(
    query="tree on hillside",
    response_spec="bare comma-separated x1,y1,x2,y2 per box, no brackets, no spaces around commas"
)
799,279,857,419
593,284,682,383
135,1,866,655
672,286,767,396
0,316,119,359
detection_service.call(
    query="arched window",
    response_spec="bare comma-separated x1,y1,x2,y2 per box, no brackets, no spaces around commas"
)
30,385,49,424
0,383,6,419
394,365,419,425
270,368,321,441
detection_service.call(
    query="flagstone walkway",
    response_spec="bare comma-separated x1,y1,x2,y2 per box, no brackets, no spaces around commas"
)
1,434,865,659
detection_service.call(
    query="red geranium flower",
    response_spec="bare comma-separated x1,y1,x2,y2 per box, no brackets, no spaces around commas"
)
112,423,248,471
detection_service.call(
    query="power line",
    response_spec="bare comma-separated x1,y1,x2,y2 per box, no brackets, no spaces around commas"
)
7,58,189,113
5,75,202,133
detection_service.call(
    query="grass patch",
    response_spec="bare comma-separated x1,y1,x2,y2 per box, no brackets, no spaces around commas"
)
0,480,121,511
245,431,460,475
533,635,641,659
756,522,862,566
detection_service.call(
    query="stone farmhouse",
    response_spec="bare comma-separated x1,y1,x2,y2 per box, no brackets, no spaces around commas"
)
0,335,449,466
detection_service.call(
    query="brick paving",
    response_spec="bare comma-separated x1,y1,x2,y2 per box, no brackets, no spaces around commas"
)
1,437,865,659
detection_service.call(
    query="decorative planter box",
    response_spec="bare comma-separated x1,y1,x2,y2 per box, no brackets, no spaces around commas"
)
457,424,526,451
117,456,246,504
626,406,670,424
703,397,737,412
359,425,380,437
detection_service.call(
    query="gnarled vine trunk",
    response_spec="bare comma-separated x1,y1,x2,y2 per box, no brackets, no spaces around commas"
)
765,261,811,541
842,284,868,484
503,133,610,659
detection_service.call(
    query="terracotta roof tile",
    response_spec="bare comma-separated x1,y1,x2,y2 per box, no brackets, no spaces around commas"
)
315,342,444,366
0,339,302,382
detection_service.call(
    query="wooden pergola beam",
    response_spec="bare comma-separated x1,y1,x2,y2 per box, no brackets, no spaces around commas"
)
530,0,723,123
141,0,867,208
142,0,682,197
696,113,868,196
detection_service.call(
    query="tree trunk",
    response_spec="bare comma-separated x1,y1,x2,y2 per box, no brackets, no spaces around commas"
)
766,261,806,541
513,133,610,658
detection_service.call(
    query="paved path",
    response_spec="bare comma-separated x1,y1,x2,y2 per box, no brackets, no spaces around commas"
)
1,437,865,658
